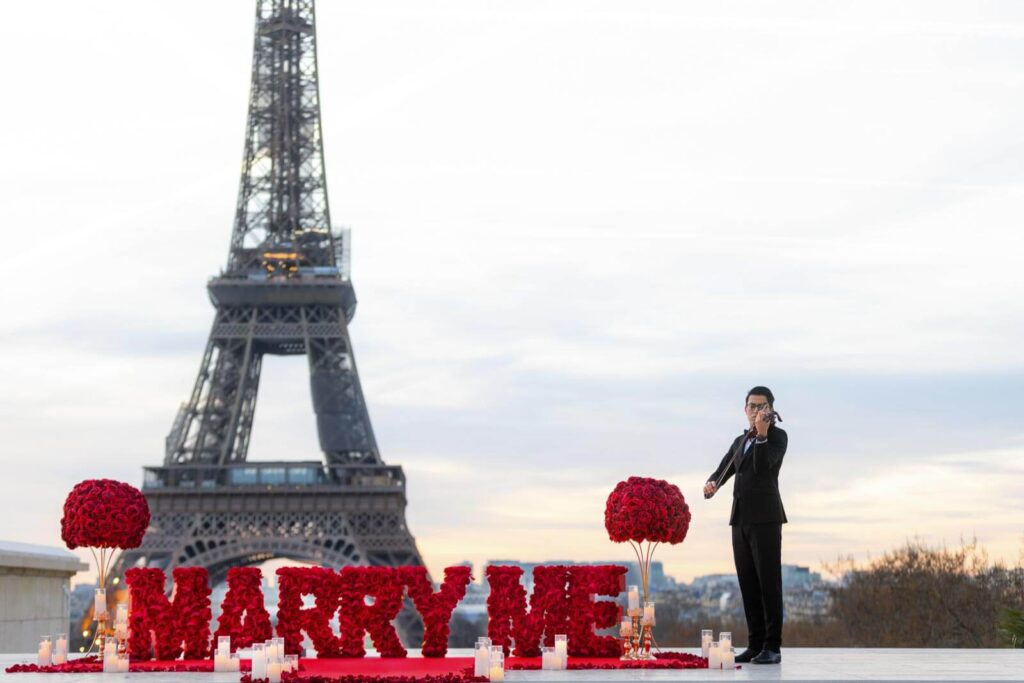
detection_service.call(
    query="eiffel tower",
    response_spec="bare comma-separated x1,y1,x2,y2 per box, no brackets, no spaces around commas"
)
112,0,426,640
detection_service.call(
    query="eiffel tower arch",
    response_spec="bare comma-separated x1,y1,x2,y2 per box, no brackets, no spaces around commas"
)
111,0,426,643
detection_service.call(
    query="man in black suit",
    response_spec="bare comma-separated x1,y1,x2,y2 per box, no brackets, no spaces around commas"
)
704,386,787,665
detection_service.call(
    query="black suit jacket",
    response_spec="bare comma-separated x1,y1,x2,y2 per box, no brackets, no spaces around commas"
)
708,425,788,526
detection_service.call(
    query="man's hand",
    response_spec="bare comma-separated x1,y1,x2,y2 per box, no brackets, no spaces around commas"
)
703,481,717,498
754,410,771,438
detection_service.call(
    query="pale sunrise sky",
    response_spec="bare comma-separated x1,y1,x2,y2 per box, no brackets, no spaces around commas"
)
1,0,1022,585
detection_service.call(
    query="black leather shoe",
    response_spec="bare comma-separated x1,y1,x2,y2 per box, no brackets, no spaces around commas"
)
751,648,782,664
734,648,761,663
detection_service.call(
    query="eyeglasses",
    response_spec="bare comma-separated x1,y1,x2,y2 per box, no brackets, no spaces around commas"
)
745,403,770,411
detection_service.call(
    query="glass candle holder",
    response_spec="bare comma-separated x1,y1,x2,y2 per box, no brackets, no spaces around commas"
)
626,584,640,615
701,628,713,658
642,601,656,626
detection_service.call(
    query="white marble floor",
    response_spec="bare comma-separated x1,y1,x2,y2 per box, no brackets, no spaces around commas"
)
1,649,1021,682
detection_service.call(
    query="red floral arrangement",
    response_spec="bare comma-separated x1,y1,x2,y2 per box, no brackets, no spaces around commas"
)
337,566,408,658
276,567,343,658
485,566,527,657
565,565,626,657
124,567,212,660
212,567,273,650
604,476,690,544
400,566,472,657
60,479,150,550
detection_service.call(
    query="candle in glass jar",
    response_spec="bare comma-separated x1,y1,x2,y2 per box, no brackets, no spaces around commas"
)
54,634,67,664
251,644,267,679
103,640,118,672
642,601,655,625
627,585,640,613
37,638,52,667
701,629,713,658
474,643,490,676
722,646,736,669
268,661,283,683
94,588,108,619
619,617,633,637
708,641,722,669
488,663,505,681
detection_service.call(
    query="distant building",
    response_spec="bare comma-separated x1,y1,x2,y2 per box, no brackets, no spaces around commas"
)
478,560,677,593
677,564,832,622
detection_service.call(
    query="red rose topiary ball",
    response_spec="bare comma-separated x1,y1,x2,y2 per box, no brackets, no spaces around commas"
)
604,476,691,544
60,479,150,550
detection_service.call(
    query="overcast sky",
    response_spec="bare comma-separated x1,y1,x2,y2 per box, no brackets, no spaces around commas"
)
1,0,1022,585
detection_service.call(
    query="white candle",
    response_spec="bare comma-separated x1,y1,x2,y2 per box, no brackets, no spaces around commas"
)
103,641,117,673
488,663,504,681
229,655,241,672
118,655,130,673
554,633,568,659
708,642,722,669
619,617,632,637
94,589,108,619
719,631,732,649
642,602,655,625
267,661,282,683
56,634,67,656
474,645,490,676
722,648,735,669
251,646,267,679
627,585,640,613
37,642,51,667
701,629,713,658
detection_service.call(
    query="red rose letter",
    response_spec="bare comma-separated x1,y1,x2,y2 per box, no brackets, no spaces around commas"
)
212,567,272,650
338,567,407,657
124,567,212,660
400,566,472,657
485,565,572,657
566,565,626,657
276,567,342,657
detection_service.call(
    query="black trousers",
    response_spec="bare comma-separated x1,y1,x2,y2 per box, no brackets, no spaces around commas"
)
731,523,783,651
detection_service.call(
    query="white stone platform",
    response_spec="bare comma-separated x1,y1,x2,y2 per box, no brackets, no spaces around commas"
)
1,649,1020,681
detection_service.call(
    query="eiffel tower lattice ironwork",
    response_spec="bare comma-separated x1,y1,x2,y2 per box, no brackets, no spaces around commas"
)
112,0,426,642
